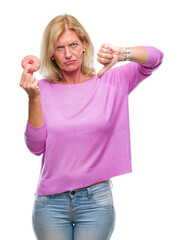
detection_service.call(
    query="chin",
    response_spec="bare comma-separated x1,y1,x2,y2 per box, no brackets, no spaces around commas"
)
62,65,81,73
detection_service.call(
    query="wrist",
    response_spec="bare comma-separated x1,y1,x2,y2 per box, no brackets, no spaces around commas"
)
118,47,131,61
29,95,41,103
118,47,126,62
124,47,131,61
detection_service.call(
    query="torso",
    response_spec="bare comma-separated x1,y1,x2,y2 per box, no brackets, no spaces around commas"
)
56,75,94,85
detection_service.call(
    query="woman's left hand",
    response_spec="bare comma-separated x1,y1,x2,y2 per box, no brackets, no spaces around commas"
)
97,43,125,78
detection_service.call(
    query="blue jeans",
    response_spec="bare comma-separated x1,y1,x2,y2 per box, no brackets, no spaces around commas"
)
32,179,116,240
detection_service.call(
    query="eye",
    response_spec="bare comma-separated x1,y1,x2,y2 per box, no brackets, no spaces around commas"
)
70,43,78,48
56,46,64,51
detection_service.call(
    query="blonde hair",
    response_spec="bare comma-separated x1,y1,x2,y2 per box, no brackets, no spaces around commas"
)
39,14,96,83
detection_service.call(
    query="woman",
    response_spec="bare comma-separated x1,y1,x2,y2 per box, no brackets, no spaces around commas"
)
20,14,164,240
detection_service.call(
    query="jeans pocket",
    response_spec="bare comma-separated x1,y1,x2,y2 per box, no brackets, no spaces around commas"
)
34,195,49,209
91,188,114,209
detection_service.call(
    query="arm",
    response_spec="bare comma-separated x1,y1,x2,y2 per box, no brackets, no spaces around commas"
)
28,96,44,127
97,44,164,77
118,46,164,71
24,96,46,156
125,46,164,93
20,65,47,156
24,121,47,156
118,46,149,64
97,44,164,93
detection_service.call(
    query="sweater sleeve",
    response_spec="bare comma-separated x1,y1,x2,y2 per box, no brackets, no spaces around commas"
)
127,46,164,94
24,121,47,156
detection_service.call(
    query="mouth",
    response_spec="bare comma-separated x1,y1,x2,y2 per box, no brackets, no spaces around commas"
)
64,60,76,65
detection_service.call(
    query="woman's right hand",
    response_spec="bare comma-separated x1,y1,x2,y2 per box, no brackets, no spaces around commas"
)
19,64,41,100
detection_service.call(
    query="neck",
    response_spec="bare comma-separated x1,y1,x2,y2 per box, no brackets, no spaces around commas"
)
61,67,86,84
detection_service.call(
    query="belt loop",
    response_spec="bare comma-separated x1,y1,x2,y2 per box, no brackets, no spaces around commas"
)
109,179,113,189
86,187,93,199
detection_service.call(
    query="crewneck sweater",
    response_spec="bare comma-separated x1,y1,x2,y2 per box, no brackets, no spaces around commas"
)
24,46,164,196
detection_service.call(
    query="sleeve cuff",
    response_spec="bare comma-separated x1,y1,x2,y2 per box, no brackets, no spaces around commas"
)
142,46,164,68
24,121,47,141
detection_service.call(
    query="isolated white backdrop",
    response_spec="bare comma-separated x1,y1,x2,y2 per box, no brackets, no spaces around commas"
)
0,0,182,239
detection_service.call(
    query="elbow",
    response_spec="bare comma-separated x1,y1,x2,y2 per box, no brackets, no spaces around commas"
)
142,46,164,68
158,49,164,63
151,47,164,67
24,136,46,156
138,46,164,75
24,121,47,156
28,147,46,156
153,48,164,69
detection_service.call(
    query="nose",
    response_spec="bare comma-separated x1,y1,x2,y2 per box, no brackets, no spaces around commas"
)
65,46,72,59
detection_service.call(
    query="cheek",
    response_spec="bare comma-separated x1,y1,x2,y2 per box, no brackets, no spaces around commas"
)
54,53,63,62
77,48,84,63
78,48,83,58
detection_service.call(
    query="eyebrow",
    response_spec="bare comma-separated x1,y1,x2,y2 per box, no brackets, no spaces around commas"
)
56,41,80,47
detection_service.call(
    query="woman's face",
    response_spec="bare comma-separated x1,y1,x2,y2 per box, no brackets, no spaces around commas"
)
53,29,85,73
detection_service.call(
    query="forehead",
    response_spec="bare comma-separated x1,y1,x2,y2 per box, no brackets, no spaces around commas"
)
56,29,80,45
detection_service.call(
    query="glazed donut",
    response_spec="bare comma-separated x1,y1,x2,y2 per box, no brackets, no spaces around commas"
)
21,55,41,73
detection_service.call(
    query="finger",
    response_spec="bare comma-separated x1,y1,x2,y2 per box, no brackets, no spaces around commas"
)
23,65,34,79
22,74,34,89
97,61,115,78
97,52,113,60
97,55,119,78
20,65,32,86
27,75,35,88
32,78,39,89
22,64,31,75
101,43,114,52
97,56,112,65
99,47,113,55
99,43,113,53
111,46,121,55
97,66,109,78
20,72,28,87
101,43,112,49
19,73,25,87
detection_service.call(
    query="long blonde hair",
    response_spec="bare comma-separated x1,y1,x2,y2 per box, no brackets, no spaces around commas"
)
39,14,96,83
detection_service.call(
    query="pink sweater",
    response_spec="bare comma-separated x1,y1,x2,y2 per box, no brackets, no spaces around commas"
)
24,46,164,196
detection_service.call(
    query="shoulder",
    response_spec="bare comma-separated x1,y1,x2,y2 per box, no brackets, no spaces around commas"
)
99,63,137,92
101,63,131,79
38,79,50,84
38,79,51,91
38,78,51,86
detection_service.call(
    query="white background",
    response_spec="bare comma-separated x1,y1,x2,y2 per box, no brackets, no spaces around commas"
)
0,0,183,239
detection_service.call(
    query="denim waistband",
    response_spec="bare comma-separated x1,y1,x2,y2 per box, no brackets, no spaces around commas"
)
49,179,113,198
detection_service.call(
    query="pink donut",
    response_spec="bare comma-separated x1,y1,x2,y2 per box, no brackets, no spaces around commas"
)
21,55,41,73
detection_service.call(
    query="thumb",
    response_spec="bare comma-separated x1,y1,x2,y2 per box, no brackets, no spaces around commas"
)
97,66,109,78
97,59,116,78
